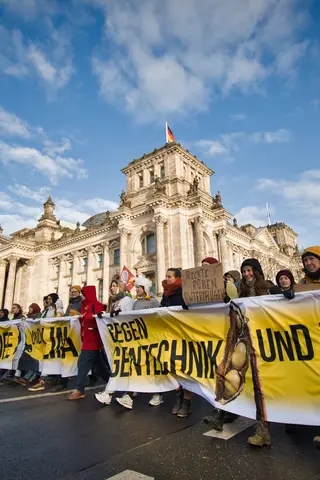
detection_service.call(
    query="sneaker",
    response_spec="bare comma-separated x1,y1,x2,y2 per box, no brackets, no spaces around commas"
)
13,377,28,386
177,399,191,418
67,390,85,401
94,391,112,405
28,380,46,392
248,421,271,447
50,384,69,393
149,394,163,406
172,388,184,415
116,394,133,410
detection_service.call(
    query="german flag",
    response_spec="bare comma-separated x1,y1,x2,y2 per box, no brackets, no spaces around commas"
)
166,123,175,143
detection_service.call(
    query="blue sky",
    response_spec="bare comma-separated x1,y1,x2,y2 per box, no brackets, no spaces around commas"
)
0,0,319,248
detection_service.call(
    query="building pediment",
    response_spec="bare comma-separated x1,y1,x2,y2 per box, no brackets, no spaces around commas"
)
254,228,279,250
134,254,156,270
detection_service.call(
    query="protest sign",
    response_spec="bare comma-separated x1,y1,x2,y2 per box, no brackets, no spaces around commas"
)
182,263,224,304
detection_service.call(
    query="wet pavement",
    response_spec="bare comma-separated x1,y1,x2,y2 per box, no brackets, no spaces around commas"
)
1,382,319,480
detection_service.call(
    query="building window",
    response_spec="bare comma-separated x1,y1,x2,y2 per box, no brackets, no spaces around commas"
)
114,248,120,265
150,169,155,184
82,257,88,272
138,173,143,188
160,163,165,179
98,280,103,302
142,233,156,255
98,253,103,269
68,262,73,276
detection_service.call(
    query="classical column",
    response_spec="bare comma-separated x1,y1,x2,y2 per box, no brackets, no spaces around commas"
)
25,259,35,308
58,255,65,295
119,228,130,269
0,259,8,308
155,216,166,294
218,229,230,273
86,246,94,284
193,217,205,266
71,251,79,286
13,263,23,304
4,256,18,308
102,242,110,302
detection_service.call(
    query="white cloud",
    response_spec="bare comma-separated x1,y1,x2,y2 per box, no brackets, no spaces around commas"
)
234,205,272,227
0,0,57,20
0,24,73,92
0,141,87,185
92,0,310,120
0,187,119,235
0,106,31,137
231,114,247,121
196,128,291,158
257,170,320,229
43,138,71,156
7,184,50,202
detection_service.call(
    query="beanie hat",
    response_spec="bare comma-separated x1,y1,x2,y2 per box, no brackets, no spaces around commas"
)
241,258,264,277
302,246,320,262
29,303,41,314
71,285,82,295
225,270,241,283
202,257,219,265
276,270,295,288
48,293,59,304
134,276,153,295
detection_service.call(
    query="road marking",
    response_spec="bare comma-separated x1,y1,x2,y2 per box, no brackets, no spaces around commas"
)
0,384,104,404
203,417,255,440
106,471,154,480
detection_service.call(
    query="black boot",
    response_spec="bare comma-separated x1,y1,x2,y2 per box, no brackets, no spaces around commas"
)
177,399,191,418
203,409,225,431
172,388,184,415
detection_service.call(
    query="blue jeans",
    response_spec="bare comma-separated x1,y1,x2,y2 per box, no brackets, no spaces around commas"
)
75,350,110,393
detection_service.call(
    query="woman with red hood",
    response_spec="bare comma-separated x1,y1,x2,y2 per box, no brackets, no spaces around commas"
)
67,285,110,401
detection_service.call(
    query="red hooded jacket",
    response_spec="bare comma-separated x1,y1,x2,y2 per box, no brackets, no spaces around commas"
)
80,285,105,351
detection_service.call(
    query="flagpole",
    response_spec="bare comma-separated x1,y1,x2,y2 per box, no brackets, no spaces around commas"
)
165,121,168,144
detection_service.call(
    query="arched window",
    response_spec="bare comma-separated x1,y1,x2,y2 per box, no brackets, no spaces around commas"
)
98,280,103,302
142,233,156,255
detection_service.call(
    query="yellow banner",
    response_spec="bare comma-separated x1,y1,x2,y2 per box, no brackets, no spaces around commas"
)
98,291,320,425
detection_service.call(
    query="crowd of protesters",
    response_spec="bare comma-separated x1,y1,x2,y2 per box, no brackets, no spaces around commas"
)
0,245,319,448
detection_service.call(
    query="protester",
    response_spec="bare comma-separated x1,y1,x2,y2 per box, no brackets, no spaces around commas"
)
269,270,295,298
65,285,83,316
115,277,161,410
202,257,219,266
300,246,320,285
94,277,134,406
28,294,64,392
11,304,24,319
0,308,9,321
239,259,273,447
67,285,110,400
299,246,320,447
106,275,134,316
13,303,42,386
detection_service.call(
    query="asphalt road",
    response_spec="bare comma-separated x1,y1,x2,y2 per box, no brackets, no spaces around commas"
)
1,383,319,480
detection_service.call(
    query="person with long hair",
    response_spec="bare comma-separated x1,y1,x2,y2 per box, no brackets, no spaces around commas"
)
94,276,134,406
11,303,24,319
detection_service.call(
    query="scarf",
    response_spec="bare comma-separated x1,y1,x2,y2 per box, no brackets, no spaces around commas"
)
304,268,320,282
244,278,257,297
106,291,125,313
162,278,182,297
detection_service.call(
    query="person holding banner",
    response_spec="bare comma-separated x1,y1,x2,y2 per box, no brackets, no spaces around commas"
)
0,308,9,321
300,246,320,285
11,304,25,320
67,285,110,401
269,270,295,298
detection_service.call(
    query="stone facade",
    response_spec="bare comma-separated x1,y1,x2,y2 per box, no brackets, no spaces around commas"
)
0,143,303,311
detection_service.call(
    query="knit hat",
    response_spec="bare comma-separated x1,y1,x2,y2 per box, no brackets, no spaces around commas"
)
224,270,241,283
134,276,153,295
71,285,82,295
48,293,59,304
241,258,264,277
276,270,295,288
29,303,41,314
202,257,219,265
302,246,320,261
